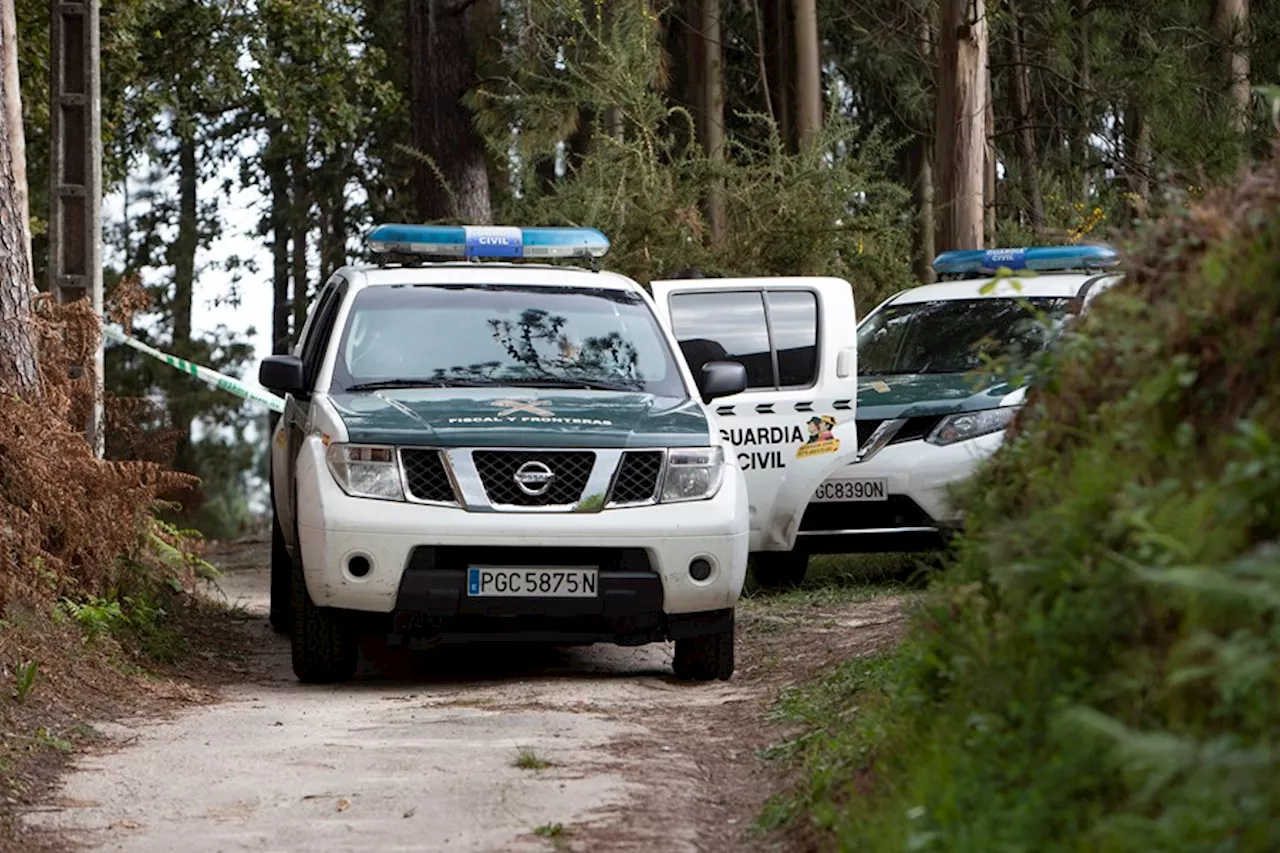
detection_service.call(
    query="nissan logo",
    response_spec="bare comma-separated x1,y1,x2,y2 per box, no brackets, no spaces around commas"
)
513,461,556,496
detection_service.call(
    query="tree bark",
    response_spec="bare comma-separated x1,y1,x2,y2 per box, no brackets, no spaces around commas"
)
0,0,37,400
1074,0,1091,207
1,0,28,280
168,128,199,472
290,152,309,346
935,0,988,252
1009,0,1045,231
762,0,794,150
699,0,726,244
1213,0,1250,136
266,132,291,356
912,136,936,284
1123,103,1150,221
984,82,996,243
792,0,821,147
405,0,492,222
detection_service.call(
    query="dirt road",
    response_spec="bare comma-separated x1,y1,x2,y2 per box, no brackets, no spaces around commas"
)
23,543,905,852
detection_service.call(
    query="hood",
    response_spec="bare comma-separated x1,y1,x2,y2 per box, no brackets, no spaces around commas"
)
327,387,711,449
856,373,1023,420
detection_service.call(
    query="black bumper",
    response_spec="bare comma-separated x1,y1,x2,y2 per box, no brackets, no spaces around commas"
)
795,496,958,554
387,545,730,648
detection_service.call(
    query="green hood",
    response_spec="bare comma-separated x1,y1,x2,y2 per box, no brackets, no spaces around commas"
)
857,373,1022,420
328,388,710,448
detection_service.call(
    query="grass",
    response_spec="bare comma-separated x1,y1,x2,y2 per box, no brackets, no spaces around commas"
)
533,822,565,837
514,748,554,770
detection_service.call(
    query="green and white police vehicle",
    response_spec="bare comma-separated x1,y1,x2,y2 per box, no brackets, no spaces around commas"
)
260,225,866,683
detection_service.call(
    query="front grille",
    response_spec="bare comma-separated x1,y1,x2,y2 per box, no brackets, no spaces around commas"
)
799,495,936,532
856,419,885,452
610,451,663,504
472,450,595,506
855,415,946,454
400,449,457,503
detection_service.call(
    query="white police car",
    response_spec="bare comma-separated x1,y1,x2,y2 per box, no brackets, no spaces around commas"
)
790,245,1122,574
259,225,866,682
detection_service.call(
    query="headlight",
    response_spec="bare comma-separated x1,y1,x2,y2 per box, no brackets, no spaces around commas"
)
325,443,404,500
660,447,725,503
925,407,1018,446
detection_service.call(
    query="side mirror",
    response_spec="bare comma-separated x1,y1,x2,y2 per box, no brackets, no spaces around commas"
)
259,355,307,396
699,360,747,403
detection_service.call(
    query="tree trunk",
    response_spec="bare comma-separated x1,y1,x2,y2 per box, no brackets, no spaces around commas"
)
912,136,936,284
792,0,821,147
1074,0,1091,207
699,0,726,244
1213,0,1250,136
405,0,492,222
290,153,309,346
749,0,774,125
1009,0,1045,231
984,84,996,243
168,128,199,473
763,0,794,150
935,0,988,252
0,0,37,400
1123,103,1151,221
1,0,28,280
266,133,291,356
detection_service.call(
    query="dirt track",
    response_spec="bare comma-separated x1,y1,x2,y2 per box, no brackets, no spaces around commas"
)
22,542,906,852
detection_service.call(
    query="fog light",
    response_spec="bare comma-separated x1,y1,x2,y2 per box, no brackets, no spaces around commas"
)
348,555,372,578
689,558,712,581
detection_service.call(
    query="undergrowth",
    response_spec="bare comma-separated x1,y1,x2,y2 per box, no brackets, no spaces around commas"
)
762,154,1280,850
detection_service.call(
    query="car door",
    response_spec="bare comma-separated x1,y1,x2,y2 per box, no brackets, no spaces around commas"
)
650,277,864,552
272,275,347,549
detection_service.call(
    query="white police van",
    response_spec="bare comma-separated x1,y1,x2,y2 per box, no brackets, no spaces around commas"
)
260,225,865,683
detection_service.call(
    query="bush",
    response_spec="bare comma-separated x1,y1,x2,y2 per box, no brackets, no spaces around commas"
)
767,153,1280,850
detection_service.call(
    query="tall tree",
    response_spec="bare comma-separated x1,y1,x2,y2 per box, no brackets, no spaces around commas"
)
405,0,492,222
935,0,988,251
699,0,726,243
0,0,36,400
1007,0,1044,231
792,0,822,147
1213,0,1250,136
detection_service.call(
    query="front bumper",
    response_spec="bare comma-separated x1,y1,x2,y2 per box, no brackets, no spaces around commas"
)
295,446,749,620
796,431,1005,551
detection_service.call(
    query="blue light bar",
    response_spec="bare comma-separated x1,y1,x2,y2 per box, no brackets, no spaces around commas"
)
932,244,1120,276
366,224,610,260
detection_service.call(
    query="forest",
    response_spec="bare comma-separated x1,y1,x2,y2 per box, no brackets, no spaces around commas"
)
3,0,1273,537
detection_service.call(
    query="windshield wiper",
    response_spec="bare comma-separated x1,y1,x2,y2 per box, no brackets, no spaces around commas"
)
499,376,641,392
344,377,499,392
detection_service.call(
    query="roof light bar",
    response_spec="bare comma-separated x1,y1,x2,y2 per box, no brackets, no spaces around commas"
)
932,244,1120,276
366,224,610,260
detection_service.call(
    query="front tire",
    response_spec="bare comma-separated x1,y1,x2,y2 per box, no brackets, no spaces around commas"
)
291,559,359,684
673,617,735,682
751,551,809,590
269,513,293,634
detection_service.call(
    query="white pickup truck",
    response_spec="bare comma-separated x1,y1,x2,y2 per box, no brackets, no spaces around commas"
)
261,225,864,684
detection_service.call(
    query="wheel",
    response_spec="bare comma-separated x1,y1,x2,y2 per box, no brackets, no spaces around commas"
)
673,617,735,682
291,556,359,684
751,551,809,590
268,512,293,634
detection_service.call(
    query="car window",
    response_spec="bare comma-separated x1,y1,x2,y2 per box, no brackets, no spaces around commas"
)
668,289,819,390
857,297,1072,375
330,284,688,397
669,291,773,389
301,279,345,388
767,290,818,387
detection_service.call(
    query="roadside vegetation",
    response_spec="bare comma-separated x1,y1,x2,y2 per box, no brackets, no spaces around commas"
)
0,301,247,845
761,153,1280,849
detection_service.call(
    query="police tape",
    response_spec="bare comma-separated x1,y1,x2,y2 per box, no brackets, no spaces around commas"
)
101,326,286,413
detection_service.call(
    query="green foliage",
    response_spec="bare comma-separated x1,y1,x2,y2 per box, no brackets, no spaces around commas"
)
514,748,554,770
533,823,565,838
11,660,39,704
766,158,1280,848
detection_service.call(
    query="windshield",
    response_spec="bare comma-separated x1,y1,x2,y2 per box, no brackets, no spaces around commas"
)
856,297,1073,375
331,283,688,397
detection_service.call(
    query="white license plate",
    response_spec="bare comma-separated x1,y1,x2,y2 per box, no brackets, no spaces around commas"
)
812,478,889,503
466,567,599,598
